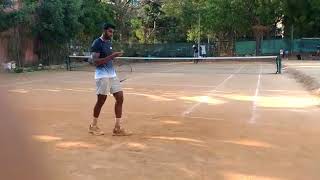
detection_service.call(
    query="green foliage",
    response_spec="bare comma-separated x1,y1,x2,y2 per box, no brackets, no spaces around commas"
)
35,0,82,44
283,0,320,38
0,0,319,52
0,0,36,32
78,0,113,43
130,18,144,42
14,67,23,73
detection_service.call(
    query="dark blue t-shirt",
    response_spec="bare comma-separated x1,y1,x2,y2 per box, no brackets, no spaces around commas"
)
91,37,116,79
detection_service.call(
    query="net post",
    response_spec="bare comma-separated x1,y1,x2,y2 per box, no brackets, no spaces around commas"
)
276,55,282,74
66,56,71,71
279,56,282,74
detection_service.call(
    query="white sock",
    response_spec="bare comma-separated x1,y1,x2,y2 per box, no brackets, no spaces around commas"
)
92,117,98,126
115,118,121,128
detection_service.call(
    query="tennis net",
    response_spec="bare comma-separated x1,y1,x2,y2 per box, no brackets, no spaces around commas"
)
66,56,282,74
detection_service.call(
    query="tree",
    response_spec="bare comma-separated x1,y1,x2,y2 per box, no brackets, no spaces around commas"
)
108,0,137,42
283,0,320,38
78,0,113,45
35,0,82,44
250,0,283,55
162,0,203,42
138,0,163,43
203,0,283,55
0,0,36,32
130,0,186,43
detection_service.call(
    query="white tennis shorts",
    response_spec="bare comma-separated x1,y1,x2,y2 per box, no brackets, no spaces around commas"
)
96,77,122,95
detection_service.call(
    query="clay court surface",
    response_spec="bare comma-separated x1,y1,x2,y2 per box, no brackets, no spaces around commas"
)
1,61,320,180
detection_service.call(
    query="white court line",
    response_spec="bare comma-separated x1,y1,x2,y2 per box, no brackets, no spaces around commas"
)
152,62,186,66
122,66,185,82
160,66,186,73
182,65,245,116
116,56,278,60
0,79,46,88
250,65,262,124
58,80,92,84
124,83,218,88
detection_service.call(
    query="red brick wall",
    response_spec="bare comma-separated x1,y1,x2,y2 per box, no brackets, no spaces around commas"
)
0,35,9,64
24,39,38,64
0,31,38,65
0,0,38,65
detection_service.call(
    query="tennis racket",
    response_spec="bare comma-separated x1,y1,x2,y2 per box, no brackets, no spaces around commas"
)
114,61,133,82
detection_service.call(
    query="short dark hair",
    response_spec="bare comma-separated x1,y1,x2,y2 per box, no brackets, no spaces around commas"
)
103,23,115,30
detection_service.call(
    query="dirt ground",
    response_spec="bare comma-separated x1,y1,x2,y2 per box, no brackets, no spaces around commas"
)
1,61,320,180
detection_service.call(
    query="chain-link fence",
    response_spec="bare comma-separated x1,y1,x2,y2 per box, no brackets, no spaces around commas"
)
235,38,320,56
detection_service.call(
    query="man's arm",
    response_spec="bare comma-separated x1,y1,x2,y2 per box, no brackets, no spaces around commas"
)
91,52,123,66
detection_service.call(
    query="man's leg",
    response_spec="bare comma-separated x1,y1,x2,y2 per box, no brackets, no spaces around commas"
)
89,78,109,136
89,94,107,136
113,91,123,129
112,91,131,136
93,94,107,122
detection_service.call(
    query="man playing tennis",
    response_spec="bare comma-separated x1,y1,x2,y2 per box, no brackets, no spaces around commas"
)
89,23,131,136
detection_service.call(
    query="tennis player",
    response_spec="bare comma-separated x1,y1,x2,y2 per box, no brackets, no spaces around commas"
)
89,23,131,136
